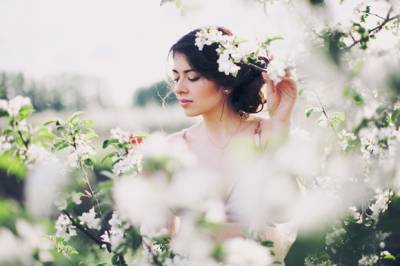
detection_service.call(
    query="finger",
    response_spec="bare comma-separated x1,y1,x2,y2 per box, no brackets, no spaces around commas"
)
262,72,275,94
284,68,292,77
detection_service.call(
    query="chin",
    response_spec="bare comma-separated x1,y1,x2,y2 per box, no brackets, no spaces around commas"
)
183,109,201,117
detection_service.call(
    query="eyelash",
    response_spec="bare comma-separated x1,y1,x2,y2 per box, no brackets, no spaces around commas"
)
173,77,200,82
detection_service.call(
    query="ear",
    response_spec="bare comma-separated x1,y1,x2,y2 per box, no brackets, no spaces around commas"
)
221,86,233,95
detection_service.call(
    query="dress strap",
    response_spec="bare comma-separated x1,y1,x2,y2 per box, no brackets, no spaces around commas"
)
254,118,263,147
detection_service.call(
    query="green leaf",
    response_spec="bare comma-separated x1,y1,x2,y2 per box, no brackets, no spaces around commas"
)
392,108,400,129
31,126,56,143
54,140,70,151
0,110,9,118
83,128,99,140
17,105,33,120
383,254,396,261
102,139,119,149
261,240,274,247
305,106,318,118
49,235,79,257
211,243,224,262
328,111,345,129
0,199,23,228
84,158,95,168
352,94,364,107
82,119,96,127
68,111,85,122
101,151,119,164
0,153,26,178
43,118,61,126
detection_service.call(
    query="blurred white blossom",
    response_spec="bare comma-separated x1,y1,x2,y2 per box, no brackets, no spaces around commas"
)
16,220,53,262
358,254,379,266
25,159,69,217
0,96,32,117
0,136,12,153
223,238,273,266
114,176,169,230
0,228,31,265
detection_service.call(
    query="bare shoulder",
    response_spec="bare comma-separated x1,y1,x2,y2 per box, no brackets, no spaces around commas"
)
166,124,198,143
166,131,185,143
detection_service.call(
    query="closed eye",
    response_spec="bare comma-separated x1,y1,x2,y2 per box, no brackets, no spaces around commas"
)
173,76,200,82
188,77,200,82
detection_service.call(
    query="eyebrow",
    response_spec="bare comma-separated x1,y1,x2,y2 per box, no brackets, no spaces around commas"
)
172,68,197,74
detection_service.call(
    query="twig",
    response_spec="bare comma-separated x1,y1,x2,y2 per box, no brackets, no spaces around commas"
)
360,10,386,21
142,238,163,266
348,9,400,49
62,210,108,249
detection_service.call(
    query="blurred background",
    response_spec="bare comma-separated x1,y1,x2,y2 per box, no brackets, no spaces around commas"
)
1,0,399,265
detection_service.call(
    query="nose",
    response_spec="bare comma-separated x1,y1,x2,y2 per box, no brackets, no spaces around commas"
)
173,79,189,96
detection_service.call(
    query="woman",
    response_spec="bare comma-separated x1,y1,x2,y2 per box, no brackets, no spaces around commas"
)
166,26,298,264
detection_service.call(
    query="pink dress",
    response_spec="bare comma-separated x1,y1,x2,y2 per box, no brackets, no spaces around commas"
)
180,118,298,265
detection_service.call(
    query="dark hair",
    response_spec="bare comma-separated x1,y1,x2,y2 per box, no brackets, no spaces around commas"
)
168,26,268,116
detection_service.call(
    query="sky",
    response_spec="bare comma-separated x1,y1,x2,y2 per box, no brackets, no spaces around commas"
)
0,0,272,106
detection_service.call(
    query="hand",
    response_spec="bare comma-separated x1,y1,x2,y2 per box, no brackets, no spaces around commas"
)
210,222,244,243
262,69,298,125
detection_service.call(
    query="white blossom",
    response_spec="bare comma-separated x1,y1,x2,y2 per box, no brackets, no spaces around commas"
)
68,136,96,168
368,190,390,221
79,207,101,230
358,254,379,266
0,96,32,117
337,130,357,151
0,136,12,153
112,149,142,176
194,27,272,77
110,127,130,144
26,144,55,165
203,199,226,224
101,212,125,251
267,58,286,84
55,214,77,241
223,238,273,266
71,191,82,205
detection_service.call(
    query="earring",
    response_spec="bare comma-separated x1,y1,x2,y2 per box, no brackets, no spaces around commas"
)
223,89,231,95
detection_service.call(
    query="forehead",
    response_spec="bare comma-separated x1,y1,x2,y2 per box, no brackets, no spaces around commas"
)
172,52,192,72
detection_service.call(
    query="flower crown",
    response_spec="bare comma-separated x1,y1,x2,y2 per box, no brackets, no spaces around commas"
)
194,27,271,77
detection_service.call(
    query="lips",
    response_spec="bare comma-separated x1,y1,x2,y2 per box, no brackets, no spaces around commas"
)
179,99,193,103
179,99,193,107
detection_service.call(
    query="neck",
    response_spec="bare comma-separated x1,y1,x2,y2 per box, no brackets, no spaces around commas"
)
201,100,243,140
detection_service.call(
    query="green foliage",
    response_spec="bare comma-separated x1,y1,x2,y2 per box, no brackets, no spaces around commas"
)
309,0,325,6
133,80,177,107
0,153,26,178
49,235,79,257
322,30,346,65
0,199,26,230
211,243,224,262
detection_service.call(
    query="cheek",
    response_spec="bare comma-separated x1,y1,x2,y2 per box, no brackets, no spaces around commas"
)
195,81,221,100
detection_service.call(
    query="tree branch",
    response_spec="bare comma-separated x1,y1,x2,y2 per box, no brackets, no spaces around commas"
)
62,210,109,250
348,10,400,49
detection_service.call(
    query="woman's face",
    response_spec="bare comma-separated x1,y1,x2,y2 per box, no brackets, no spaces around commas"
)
172,52,225,117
